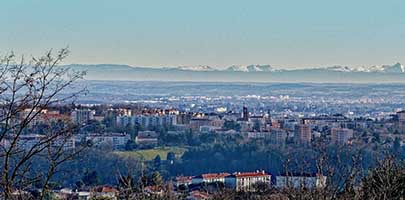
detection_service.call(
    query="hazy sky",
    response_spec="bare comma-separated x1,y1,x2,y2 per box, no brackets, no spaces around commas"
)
1,0,405,68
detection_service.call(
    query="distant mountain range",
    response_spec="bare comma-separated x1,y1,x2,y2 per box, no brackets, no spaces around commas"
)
322,63,405,73
225,64,275,72
163,64,276,72
162,63,405,73
64,63,405,83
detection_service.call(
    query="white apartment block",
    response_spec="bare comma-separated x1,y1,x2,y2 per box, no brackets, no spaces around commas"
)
275,173,326,189
86,133,130,150
1,134,75,151
225,171,271,192
116,114,177,129
71,109,95,124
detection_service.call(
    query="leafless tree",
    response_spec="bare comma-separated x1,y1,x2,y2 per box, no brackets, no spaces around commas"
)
117,156,142,199
358,155,404,200
279,135,367,200
0,48,86,199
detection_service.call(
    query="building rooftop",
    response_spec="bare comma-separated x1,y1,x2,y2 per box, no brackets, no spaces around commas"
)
232,171,269,178
276,172,324,177
197,173,230,179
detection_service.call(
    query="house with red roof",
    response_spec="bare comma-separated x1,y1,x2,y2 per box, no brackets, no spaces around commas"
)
192,173,230,185
175,176,193,187
225,170,271,191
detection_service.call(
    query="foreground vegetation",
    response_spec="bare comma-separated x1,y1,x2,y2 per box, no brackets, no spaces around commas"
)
117,156,405,200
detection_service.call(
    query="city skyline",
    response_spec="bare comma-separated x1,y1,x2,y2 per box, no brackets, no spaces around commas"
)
1,1,404,199
1,0,405,69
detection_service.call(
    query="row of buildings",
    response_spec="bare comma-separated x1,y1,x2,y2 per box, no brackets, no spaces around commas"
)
6,105,405,136
0,130,163,152
0,132,134,151
112,107,358,146
24,171,326,200
70,106,404,148
175,170,326,192
6,106,402,153
0,134,76,151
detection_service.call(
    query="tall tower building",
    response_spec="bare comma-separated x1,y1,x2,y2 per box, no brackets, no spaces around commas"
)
295,123,311,144
331,128,353,145
242,106,249,121
397,111,405,133
71,109,94,124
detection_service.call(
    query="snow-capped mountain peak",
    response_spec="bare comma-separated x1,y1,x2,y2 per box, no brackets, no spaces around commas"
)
322,63,404,73
324,65,352,72
382,62,404,73
226,64,274,72
352,63,404,73
176,65,216,71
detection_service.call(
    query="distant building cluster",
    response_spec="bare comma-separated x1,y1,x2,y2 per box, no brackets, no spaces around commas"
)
1,101,404,200
2,105,405,152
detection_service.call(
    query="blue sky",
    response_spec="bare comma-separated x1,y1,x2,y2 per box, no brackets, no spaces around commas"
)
1,0,405,68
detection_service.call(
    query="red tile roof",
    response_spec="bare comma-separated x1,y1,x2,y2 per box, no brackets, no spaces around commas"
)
201,173,230,179
233,171,269,178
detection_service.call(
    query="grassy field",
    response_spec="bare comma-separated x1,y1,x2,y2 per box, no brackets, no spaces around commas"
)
115,147,187,161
